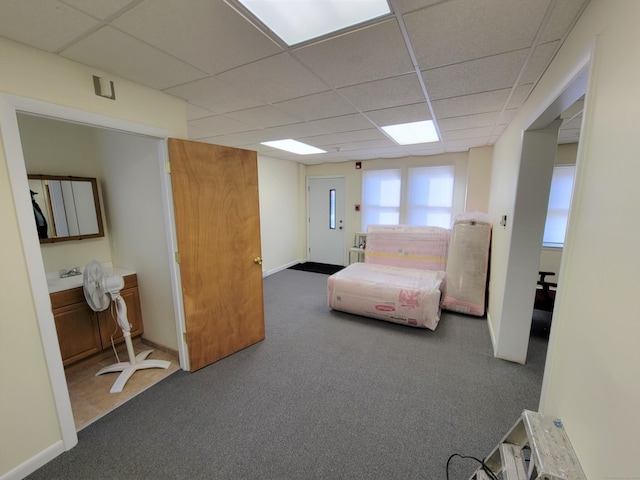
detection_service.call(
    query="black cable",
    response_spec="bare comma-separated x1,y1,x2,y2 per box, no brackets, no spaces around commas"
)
446,453,499,480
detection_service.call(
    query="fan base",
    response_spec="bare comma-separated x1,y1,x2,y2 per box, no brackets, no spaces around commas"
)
96,349,171,394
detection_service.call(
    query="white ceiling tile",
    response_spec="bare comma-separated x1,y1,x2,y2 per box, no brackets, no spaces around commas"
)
186,103,215,121
59,0,135,19
433,89,511,119
111,0,282,75
302,129,387,147
0,0,584,163
403,144,446,156
330,138,399,152
422,49,528,100
337,73,425,112
262,122,330,141
393,0,448,14
441,126,494,142
224,105,303,129
188,115,255,136
540,0,589,44
294,19,414,88
275,91,358,121
519,41,560,85
405,0,549,69
561,116,583,130
507,84,534,109
204,130,275,147
61,27,207,90
364,103,433,126
444,138,490,151
562,97,584,119
0,0,99,52
438,112,501,131
305,114,374,134
187,124,216,140
165,77,264,114
217,53,330,104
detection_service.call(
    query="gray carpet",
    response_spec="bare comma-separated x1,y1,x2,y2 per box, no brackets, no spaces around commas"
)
27,269,547,479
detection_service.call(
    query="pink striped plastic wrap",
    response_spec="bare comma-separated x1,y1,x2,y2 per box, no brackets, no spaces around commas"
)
441,212,492,317
364,225,450,271
328,262,445,330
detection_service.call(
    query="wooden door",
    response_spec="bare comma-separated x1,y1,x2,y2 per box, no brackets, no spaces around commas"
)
168,138,265,371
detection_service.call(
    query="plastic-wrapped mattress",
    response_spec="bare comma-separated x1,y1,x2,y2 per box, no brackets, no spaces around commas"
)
364,224,450,271
441,212,492,316
327,262,445,330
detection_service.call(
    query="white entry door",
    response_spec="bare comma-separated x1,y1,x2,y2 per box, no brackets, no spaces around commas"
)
308,177,346,265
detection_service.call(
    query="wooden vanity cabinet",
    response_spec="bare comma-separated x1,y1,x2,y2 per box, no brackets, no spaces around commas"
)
50,274,144,366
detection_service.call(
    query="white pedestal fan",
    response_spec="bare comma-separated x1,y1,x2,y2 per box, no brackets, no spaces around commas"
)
83,260,170,393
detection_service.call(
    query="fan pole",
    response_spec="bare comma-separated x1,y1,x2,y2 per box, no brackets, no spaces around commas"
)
124,330,137,366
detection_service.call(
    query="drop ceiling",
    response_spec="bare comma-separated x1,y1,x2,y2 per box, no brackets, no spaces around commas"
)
0,0,588,165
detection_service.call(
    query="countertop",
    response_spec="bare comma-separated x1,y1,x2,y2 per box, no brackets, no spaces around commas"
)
46,263,136,294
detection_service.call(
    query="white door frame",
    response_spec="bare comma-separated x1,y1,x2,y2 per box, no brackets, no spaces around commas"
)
0,93,187,458
306,175,347,265
491,57,591,364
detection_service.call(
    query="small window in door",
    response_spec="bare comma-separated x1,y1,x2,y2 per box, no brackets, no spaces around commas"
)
329,189,336,229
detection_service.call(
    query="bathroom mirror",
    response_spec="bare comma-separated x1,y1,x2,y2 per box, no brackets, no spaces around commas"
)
27,174,104,243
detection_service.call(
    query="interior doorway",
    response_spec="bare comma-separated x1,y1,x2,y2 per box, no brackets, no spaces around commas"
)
307,176,346,266
493,65,589,364
1,94,184,449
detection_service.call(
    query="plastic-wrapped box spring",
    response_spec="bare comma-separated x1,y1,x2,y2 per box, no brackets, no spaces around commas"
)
441,213,492,316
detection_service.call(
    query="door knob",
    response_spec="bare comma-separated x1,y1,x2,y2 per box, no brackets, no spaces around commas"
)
254,257,263,265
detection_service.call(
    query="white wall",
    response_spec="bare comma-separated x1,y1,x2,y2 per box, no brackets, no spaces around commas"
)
0,37,186,478
94,129,178,350
465,145,493,213
17,114,113,272
488,0,640,476
257,154,302,275
305,152,473,262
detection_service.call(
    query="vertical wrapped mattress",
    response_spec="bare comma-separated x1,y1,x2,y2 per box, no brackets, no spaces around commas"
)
441,212,492,316
327,262,445,330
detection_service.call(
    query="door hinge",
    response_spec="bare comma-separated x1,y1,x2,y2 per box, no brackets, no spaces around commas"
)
182,332,187,343
174,251,180,263
165,161,171,174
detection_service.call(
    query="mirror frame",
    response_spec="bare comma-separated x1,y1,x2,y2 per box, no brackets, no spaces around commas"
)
27,174,105,244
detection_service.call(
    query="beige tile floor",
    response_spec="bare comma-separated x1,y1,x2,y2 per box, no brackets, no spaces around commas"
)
65,342,180,431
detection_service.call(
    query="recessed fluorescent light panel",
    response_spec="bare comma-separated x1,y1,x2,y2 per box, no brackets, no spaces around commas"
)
235,0,391,46
382,120,440,145
261,139,327,155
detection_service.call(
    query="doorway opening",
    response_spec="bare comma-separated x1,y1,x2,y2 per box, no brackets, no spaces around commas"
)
493,64,589,365
1,94,186,448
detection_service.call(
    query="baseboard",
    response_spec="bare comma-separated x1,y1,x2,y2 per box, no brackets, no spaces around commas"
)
1,441,65,480
140,337,179,358
262,259,305,278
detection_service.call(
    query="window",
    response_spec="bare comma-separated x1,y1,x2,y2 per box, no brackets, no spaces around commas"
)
361,169,401,228
543,165,576,247
329,189,336,229
361,166,455,231
407,166,455,229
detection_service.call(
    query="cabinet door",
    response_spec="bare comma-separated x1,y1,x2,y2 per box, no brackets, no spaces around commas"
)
53,302,102,366
98,287,144,349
